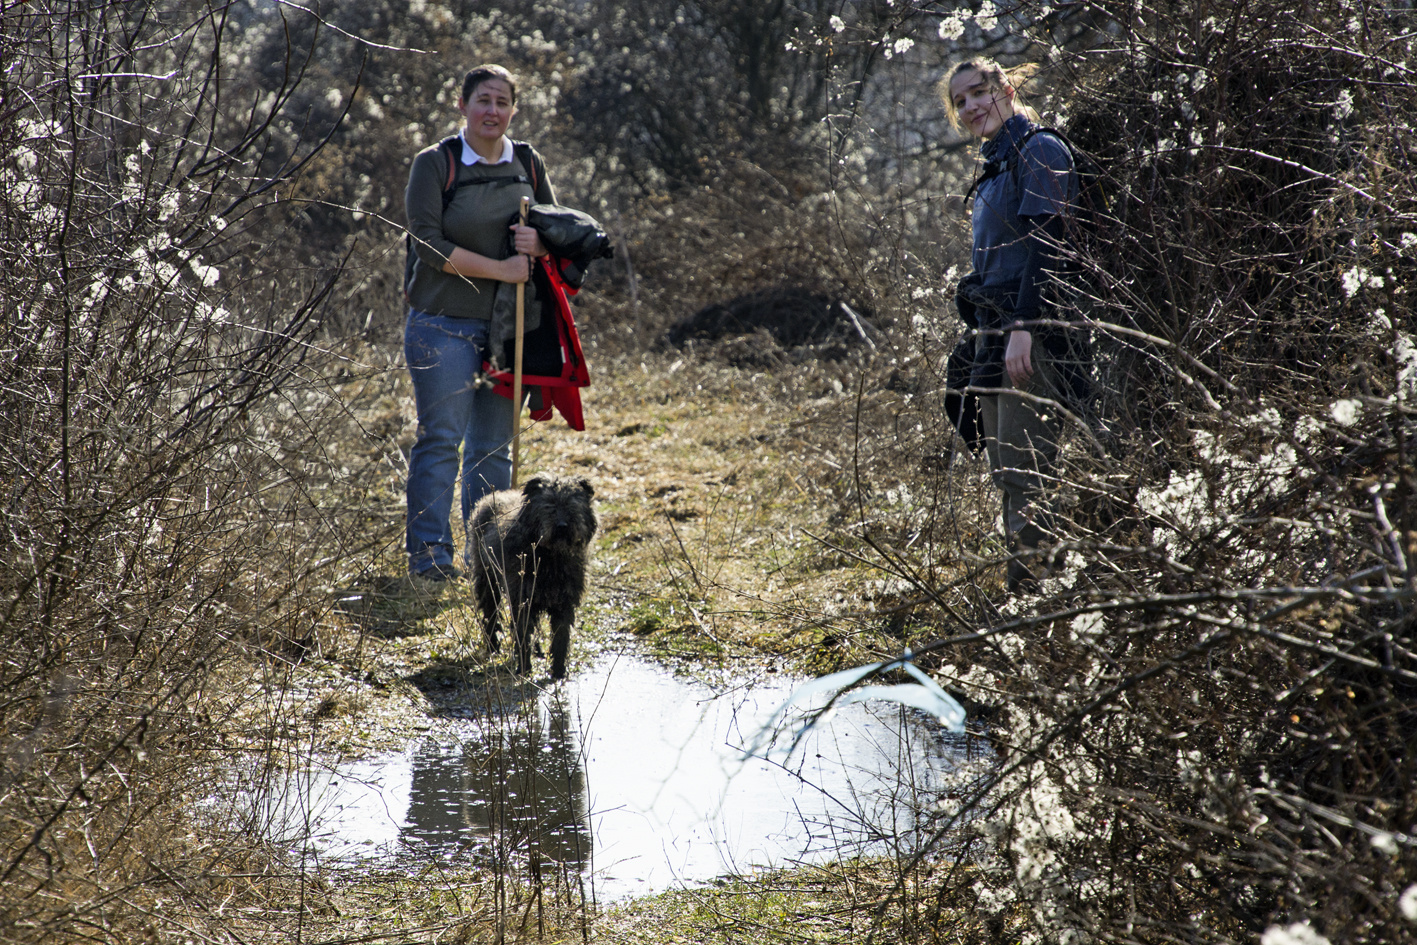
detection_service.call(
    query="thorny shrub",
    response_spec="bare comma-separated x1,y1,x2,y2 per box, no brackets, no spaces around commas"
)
0,3,379,941
817,2,1417,944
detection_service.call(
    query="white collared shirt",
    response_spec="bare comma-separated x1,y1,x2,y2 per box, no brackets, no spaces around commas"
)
459,134,514,166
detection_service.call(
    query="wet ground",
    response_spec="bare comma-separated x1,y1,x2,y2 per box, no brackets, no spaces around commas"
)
246,641,975,900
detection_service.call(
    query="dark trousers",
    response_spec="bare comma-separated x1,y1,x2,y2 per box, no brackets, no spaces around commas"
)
978,346,1063,549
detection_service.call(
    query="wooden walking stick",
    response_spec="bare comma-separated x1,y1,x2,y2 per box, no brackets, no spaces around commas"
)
510,195,530,487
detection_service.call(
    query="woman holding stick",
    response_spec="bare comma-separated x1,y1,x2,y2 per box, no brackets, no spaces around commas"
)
944,58,1087,593
403,64,556,583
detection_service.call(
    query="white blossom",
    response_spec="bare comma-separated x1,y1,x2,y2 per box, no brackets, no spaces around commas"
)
201,302,231,323
973,879,1016,913
1399,884,1417,922
1397,332,1417,401
1138,469,1207,524
1329,399,1362,426
1367,307,1393,336
13,142,37,171
1342,266,1384,297
189,257,220,287
1370,831,1400,855
829,15,845,32
1261,921,1331,945
158,189,181,222
123,151,145,202
937,15,965,40
1069,611,1104,642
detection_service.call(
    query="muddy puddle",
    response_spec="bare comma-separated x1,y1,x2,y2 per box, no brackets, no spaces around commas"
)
247,644,975,900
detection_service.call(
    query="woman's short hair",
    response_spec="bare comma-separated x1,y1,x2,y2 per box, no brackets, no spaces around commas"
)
939,57,1041,130
461,64,518,105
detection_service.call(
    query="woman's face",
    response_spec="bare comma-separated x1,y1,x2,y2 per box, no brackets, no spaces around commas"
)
949,69,1014,140
459,78,517,144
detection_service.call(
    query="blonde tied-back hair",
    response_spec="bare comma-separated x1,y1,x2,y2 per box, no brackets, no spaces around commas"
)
939,57,1042,131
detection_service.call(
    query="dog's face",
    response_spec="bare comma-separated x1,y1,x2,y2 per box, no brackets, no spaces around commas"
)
520,474,598,549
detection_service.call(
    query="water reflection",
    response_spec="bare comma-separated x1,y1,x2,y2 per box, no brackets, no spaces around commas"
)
247,648,972,899
402,689,590,873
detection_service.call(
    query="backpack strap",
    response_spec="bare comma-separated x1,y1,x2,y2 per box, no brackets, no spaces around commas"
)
436,134,531,204
1027,126,1075,153
435,135,462,208
437,136,549,206
963,126,1075,211
963,158,1009,207
511,140,552,204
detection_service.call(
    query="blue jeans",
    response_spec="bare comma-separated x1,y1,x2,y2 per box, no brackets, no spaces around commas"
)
404,310,514,574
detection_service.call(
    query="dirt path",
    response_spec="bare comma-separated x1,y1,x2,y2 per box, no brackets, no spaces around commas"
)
236,353,877,757
216,348,956,944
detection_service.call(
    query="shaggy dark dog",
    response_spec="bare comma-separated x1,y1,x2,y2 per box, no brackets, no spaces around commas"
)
466,473,597,679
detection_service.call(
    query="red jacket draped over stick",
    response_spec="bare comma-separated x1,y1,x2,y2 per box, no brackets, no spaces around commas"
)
482,255,590,430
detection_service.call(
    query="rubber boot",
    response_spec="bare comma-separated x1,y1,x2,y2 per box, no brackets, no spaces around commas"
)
1007,522,1054,595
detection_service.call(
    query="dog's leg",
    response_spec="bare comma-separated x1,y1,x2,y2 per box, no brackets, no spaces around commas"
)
509,557,536,674
548,608,573,680
477,573,502,654
512,596,535,675
474,543,506,654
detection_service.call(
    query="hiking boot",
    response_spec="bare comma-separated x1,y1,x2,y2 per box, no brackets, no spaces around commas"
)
411,562,462,585
1006,556,1040,594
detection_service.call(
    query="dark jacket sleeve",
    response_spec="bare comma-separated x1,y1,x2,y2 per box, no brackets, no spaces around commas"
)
1009,213,1066,327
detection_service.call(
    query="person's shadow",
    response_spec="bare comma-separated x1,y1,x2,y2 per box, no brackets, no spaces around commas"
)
331,573,460,638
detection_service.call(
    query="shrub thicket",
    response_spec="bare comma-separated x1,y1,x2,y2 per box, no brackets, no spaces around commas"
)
815,3,1417,944
0,2,373,939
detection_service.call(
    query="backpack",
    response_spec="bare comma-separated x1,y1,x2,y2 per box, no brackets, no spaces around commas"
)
964,125,1109,243
402,136,545,301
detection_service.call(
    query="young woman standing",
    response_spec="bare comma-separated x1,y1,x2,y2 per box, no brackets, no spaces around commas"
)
944,58,1085,593
403,65,556,582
